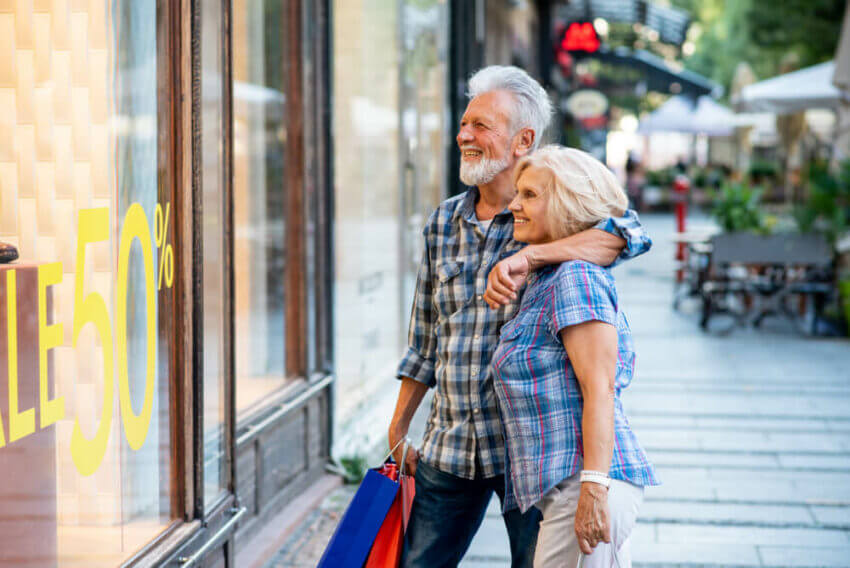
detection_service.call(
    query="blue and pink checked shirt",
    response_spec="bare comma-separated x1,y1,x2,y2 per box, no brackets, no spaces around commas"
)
492,260,660,513
396,188,652,481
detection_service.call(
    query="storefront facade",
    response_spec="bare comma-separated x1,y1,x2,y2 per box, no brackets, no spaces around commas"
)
0,0,332,566
0,0,553,565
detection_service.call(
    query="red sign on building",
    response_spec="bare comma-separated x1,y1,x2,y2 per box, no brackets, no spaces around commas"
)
561,22,600,53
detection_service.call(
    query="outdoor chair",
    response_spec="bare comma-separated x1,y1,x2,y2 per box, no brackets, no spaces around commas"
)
699,233,834,334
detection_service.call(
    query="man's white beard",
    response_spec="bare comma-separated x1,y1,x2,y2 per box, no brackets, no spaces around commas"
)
459,154,511,187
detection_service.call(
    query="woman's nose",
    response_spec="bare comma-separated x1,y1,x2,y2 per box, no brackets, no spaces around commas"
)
508,195,520,211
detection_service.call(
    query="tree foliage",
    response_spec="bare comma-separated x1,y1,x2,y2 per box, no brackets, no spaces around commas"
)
675,0,844,97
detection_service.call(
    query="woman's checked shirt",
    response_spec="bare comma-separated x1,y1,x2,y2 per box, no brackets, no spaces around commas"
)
492,260,660,513
396,188,652,481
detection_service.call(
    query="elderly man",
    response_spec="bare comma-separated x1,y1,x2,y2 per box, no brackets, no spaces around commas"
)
389,66,650,568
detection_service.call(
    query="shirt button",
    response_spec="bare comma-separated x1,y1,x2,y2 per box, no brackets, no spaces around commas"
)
471,366,479,374
478,295,483,301
474,334,480,340
473,408,480,415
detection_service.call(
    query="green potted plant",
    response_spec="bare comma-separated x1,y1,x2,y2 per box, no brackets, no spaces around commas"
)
710,182,771,234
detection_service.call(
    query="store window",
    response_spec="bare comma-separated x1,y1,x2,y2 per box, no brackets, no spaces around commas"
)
232,0,290,416
0,2,175,566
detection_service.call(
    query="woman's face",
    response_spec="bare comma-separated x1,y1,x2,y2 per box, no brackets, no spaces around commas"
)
509,166,554,244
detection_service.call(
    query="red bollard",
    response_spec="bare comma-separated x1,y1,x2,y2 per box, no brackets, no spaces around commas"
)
673,175,690,282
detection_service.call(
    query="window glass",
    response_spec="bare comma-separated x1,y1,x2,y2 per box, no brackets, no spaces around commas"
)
232,0,289,415
0,2,174,565
332,0,448,439
201,0,227,506
332,0,403,425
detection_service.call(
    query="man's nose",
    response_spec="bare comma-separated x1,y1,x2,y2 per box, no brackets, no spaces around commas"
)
457,125,474,145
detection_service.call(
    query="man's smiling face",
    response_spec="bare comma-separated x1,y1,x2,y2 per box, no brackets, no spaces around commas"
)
456,90,518,187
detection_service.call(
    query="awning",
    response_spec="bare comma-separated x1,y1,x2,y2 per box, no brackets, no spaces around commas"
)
573,47,719,99
735,61,844,114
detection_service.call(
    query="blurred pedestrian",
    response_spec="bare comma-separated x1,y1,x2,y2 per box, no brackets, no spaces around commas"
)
388,66,653,568
625,153,645,211
492,146,660,568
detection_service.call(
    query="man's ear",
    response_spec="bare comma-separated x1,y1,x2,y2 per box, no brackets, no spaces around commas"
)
513,128,535,157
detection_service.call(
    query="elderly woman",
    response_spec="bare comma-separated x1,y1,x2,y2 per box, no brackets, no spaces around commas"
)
491,146,659,568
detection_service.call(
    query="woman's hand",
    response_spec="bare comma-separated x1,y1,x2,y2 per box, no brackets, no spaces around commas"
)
574,482,612,554
484,251,532,308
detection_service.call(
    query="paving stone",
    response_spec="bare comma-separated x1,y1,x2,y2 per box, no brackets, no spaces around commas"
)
757,545,850,567
644,480,716,501
810,506,850,528
639,428,850,453
649,450,780,469
463,516,510,563
639,500,815,527
655,522,849,546
705,468,850,485
631,540,762,566
693,417,834,432
708,478,802,503
778,454,850,470
766,432,850,453
630,415,699,428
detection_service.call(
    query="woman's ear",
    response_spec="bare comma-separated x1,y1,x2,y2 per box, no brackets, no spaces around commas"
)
514,128,535,157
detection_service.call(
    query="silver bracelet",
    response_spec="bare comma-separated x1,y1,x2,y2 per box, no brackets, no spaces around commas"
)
580,469,611,488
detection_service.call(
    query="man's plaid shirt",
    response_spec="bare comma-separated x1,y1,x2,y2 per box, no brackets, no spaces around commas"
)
396,188,652,480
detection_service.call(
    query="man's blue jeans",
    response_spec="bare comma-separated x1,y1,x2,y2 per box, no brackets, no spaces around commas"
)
402,460,541,568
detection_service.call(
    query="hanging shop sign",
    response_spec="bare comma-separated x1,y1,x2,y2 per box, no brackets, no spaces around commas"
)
565,89,609,120
561,22,600,53
1,203,173,476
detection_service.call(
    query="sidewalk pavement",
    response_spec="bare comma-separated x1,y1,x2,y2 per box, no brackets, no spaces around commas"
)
266,212,850,568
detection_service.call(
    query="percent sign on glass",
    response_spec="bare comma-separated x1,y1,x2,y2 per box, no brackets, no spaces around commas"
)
70,201,176,475
154,202,174,289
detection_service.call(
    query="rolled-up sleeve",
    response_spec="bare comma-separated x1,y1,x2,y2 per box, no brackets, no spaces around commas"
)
593,209,652,267
396,231,437,388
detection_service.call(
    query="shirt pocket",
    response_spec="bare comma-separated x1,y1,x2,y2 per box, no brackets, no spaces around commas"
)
434,260,469,319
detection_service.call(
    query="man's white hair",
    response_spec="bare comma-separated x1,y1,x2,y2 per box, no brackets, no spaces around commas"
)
467,65,553,150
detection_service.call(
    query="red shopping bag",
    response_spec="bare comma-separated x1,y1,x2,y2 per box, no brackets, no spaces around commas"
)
364,446,416,567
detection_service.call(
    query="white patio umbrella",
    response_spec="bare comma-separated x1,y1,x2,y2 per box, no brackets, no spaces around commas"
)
638,95,737,136
691,96,737,137
736,61,844,114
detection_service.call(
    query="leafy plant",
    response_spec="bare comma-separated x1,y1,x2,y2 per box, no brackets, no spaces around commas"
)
710,182,769,234
794,159,850,244
747,159,779,183
338,454,369,485
646,167,675,187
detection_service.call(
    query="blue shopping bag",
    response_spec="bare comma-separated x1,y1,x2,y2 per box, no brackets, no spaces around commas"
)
317,468,400,568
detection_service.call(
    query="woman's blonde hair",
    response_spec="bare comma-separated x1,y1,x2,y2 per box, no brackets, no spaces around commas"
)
512,145,628,240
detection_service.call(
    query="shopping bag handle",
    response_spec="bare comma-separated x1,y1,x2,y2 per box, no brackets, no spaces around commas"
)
383,436,412,474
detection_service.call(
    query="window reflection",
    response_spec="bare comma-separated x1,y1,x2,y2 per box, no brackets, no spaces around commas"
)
233,0,289,414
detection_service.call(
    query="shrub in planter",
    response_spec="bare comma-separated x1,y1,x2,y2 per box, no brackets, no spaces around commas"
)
793,159,850,244
710,182,771,234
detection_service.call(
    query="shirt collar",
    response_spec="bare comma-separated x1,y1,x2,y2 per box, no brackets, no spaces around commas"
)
454,187,514,226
